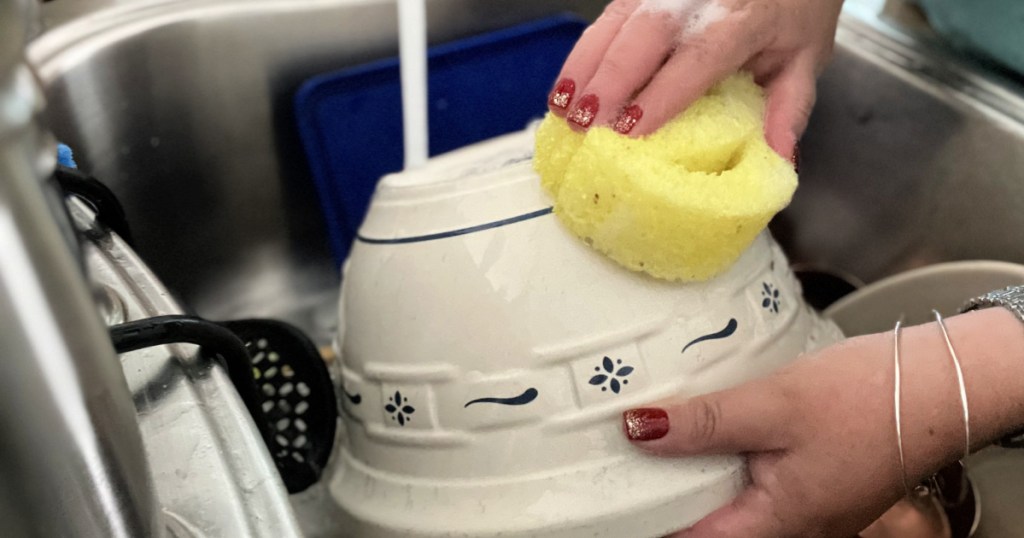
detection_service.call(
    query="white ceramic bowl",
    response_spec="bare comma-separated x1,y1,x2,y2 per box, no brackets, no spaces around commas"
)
329,128,842,537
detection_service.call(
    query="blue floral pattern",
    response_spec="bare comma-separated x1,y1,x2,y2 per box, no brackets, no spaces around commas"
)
761,282,780,313
589,357,634,394
385,390,416,426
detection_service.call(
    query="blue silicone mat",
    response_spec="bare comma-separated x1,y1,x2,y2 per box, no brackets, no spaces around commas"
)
294,15,587,264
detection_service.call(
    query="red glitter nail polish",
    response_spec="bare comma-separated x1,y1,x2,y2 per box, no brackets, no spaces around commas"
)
623,408,669,441
614,104,643,134
548,78,576,114
567,94,599,129
791,144,801,174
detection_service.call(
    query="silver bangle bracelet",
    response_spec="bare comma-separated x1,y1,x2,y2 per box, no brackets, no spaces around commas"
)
894,312,973,497
893,319,911,496
933,310,971,461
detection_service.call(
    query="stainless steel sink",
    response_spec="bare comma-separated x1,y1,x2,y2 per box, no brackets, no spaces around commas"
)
779,12,1024,283
29,0,606,346
27,1,1024,536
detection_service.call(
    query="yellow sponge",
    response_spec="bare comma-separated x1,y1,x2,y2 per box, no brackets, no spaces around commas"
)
533,73,797,282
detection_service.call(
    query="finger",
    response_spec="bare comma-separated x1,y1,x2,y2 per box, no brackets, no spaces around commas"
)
623,381,791,455
622,7,774,136
762,52,818,161
673,488,785,538
548,0,641,116
566,10,680,130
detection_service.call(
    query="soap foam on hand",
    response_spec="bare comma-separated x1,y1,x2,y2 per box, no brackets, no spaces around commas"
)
533,73,797,282
635,0,730,43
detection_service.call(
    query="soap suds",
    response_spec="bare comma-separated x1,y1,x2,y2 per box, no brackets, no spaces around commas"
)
637,0,703,18
680,2,729,40
636,0,730,43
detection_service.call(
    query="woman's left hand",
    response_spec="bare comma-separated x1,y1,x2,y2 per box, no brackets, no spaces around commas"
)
624,332,906,537
622,310,1024,537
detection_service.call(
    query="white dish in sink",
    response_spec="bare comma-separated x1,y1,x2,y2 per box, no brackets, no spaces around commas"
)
825,260,1024,336
328,128,842,537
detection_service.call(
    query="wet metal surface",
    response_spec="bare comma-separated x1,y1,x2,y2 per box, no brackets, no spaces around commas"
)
78,199,303,538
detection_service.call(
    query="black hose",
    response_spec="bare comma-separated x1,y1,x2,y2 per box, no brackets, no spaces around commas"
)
111,315,246,360
109,315,277,456
55,166,135,245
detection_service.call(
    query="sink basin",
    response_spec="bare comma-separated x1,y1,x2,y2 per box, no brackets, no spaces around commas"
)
779,13,1024,281
27,1,1024,536
29,0,606,346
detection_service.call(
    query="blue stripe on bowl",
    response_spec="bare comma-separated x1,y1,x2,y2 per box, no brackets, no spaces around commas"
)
357,207,553,245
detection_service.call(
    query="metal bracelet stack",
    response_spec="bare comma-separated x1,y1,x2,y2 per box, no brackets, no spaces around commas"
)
892,312,972,497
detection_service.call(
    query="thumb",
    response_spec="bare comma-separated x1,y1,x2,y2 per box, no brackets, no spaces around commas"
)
623,380,792,456
762,53,818,163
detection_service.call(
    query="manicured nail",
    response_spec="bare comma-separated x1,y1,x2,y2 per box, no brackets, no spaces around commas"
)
791,144,801,174
613,104,643,134
623,408,669,441
567,94,599,129
548,78,576,114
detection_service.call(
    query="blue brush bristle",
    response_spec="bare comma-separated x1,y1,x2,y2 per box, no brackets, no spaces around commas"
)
57,143,77,169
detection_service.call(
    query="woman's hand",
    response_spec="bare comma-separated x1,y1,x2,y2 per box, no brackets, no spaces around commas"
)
621,309,1024,537
625,332,908,537
548,0,845,159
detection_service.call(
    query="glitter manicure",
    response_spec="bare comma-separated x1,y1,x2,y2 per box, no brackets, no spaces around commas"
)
567,94,599,129
614,104,643,134
548,78,576,113
623,408,669,441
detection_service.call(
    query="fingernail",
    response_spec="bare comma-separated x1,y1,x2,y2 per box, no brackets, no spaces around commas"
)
613,104,643,135
791,144,800,174
548,78,576,114
623,408,669,441
567,94,599,129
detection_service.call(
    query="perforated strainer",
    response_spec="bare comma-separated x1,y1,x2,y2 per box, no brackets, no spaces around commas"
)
218,318,337,493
